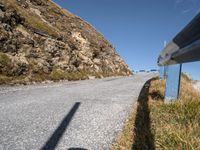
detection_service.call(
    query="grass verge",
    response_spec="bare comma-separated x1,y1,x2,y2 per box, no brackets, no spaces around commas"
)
0,70,130,85
112,76,200,150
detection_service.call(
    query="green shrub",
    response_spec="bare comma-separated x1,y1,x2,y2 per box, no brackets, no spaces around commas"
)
49,70,67,81
0,75,12,84
0,53,12,75
0,53,11,67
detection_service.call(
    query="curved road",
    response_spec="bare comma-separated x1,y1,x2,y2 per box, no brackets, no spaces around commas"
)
0,73,156,150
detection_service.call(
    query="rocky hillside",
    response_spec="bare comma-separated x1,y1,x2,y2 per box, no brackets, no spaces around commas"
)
0,0,132,84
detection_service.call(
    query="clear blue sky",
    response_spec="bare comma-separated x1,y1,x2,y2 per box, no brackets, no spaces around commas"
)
53,0,200,80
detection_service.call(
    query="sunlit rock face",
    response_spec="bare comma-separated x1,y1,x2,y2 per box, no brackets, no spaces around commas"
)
0,0,132,84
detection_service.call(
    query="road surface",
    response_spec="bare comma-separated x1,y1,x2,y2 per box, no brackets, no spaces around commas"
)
0,73,156,150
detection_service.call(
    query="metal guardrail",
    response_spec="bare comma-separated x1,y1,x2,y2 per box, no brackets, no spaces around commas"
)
158,12,200,66
158,12,200,101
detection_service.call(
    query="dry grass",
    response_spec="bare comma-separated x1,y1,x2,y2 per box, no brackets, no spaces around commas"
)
0,69,130,85
150,76,200,150
112,76,200,150
0,75,12,84
0,52,12,76
0,52,11,67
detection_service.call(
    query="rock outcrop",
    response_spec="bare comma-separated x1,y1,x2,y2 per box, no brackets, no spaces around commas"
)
0,0,132,84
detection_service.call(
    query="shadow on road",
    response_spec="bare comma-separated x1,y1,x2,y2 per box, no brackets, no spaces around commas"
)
42,102,81,150
132,78,156,150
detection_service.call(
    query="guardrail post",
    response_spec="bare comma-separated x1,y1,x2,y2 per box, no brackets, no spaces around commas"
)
159,67,164,79
164,66,168,79
165,64,182,102
159,66,168,79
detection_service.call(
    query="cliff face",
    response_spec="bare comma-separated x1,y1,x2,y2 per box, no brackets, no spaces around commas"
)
0,0,132,84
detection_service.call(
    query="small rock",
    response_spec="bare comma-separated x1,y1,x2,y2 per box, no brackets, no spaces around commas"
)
0,9,4,22
88,76,96,80
16,0,29,8
30,0,46,6
0,27,9,41
0,4,6,11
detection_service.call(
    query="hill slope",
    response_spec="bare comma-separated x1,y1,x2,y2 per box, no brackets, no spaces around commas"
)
0,0,132,84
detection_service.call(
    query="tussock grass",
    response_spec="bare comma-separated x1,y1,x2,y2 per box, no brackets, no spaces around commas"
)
0,52,12,76
0,52,11,67
150,76,200,150
0,69,130,85
48,70,89,81
112,76,200,150
0,75,12,84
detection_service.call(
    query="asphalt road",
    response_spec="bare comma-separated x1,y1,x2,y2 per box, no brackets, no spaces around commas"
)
0,73,156,150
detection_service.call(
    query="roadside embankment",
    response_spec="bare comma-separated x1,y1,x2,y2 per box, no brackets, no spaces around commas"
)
112,75,200,150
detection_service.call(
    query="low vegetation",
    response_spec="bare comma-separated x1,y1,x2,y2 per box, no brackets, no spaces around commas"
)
0,52,12,76
112,75,200,150
0,69,129,85
0,52,11,67
0,75,12,84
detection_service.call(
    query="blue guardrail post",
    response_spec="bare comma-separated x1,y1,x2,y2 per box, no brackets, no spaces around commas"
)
159,66,168,79
159,67,164,79
165,64,182,102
